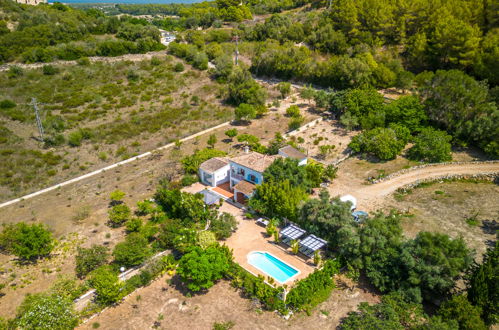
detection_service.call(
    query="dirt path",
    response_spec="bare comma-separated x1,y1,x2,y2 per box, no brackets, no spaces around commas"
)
346,162,499,211
0,50,168,72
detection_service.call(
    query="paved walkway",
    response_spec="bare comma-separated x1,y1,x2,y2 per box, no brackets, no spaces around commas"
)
221,203,315,285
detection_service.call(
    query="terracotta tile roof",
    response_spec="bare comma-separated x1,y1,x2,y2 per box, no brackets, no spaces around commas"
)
234,180,257,196
279,145,307,160
230,152,280,173
199,157,229,173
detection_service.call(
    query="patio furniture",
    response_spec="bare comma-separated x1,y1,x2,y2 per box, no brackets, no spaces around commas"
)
256,218,270,227
280,224,306,246
299,234,327,258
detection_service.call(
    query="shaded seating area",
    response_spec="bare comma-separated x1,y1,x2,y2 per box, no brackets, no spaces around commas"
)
280,224,306,245
299,235,327,258
198,189,221,205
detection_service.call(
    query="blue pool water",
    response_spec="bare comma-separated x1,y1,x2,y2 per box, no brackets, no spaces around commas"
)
247,252,299,283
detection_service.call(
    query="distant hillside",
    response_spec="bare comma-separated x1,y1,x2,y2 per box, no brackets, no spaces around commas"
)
0,0,165,63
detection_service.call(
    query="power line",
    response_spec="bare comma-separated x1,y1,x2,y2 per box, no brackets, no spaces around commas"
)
30,97,44,141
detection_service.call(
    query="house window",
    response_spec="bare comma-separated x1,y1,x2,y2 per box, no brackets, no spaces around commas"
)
248,174,257,183
237,168,245,176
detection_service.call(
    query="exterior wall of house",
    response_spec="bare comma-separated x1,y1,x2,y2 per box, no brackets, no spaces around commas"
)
199,164,230,187
229,162,263,189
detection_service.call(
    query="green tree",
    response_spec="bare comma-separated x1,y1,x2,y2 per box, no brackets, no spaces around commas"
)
15,293,78,330
234,103,257,122
384,95,427,132
227,66,267,106
154,188,216,228
467,243,498,325
349,126,410,160
0,223,55,261
224,128,238,141
263,158,315,191
430,16,481,69
437,294,487,330
356,212,404,292
181,148,227,174
418,70,490,139
340,293,427,330
75,245,109,278
207,134,217,148
108,203,131,227
112,233,151,267
89,265,124,305
249,180,307,221
177,245,232,292
400,232,473,302
297,190,354,245
408,128,453,163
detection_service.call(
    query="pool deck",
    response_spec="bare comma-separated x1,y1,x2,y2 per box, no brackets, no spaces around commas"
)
221,203,316,285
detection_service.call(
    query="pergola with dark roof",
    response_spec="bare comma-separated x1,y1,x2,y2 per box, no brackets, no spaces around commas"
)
299,234,327,257
280,224,306,245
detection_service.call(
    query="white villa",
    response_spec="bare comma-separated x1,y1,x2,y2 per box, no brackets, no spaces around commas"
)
199,146,307,204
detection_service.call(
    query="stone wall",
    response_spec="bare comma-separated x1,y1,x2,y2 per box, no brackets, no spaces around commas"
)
370,160,499,184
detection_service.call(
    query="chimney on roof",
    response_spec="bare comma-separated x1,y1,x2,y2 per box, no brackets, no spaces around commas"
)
244,145,249,154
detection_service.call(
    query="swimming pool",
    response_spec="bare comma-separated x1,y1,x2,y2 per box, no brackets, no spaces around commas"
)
247,252,299,283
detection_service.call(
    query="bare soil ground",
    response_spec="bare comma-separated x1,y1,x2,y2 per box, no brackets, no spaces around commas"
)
77,275,378,330
0,76,497,324
0,84,318,318
386,181,498,257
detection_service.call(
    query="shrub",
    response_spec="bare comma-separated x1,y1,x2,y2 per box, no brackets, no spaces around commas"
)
89,265,124,305
67,130,83,147
198,231,217,249
42,65,59,75
0,223,55,260
110,189,126,203
285,105,300,118
228,263,286,312
286,260,340,313
125,217,143,233
288,116,304,130
15,293,78,329
277,82,291,98
181,174,198,187
75,245,109,278
0,99,16,109
173,62,184,72
7,66,23,78
408,128,452,163
177,245,232,292
181,148,226,174
210,213,238,240
108,204,131,227
112,233,151,267
224,128,238,140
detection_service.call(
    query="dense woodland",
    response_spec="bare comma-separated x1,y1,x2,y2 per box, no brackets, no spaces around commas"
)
0,0,164,63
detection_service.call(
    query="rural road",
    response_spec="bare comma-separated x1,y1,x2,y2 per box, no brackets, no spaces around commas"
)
352,162,499,210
